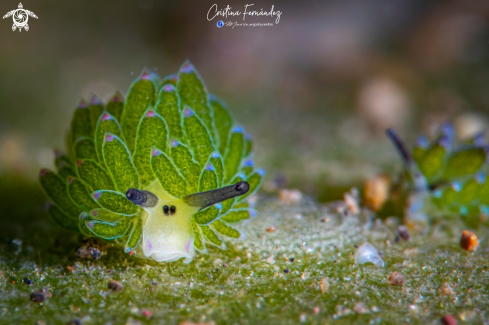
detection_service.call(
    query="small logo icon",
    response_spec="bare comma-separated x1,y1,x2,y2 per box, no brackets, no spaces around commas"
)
217,20,224,28
3,3,38,32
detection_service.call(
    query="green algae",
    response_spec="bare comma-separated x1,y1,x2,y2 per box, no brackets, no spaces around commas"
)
0,177,488,324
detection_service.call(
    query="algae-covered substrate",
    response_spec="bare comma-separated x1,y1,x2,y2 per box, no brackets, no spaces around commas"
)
0,177,488,324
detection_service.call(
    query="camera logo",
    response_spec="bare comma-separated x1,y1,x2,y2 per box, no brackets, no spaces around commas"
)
3,3,38,32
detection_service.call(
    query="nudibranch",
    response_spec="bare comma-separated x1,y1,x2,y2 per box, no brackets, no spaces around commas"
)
387,122,489,228
40,60,264,263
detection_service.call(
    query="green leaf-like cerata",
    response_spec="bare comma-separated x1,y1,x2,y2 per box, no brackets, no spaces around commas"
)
220,209,252,224
241,158,254,176
89,209,123,222
193,203,222,225
155,84,184,140
89,95,105,131
224,126,245,183
57,162,76,180
210,151,224,187
92,190,139,216
442,147,486,180
103,133,140,193
67,177,100,212
200,225,225,249
238,169,265,202
74,137,97,161
95,111,123,162
39,60,264,263
47,203,78,231
125,218,143,253
40,169,82,218
121,70,157,153
209,94,234,155
183,106,215,167
76,159,115,191
198,160,218,192
192,220,206,252
151,147,187,197
170,139,201,194
133,108,169,188
212,220,241,239
387,124,489,227
178,61,214,137
106,91,124,122
78,213,93,237
71,100,92,143
86,217,132,240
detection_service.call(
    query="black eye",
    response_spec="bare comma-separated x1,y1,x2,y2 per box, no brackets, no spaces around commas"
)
163,205,169,215
170,205,176,215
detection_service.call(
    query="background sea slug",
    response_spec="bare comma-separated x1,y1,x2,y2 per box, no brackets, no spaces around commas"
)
387,123,489,228
39,60,264,263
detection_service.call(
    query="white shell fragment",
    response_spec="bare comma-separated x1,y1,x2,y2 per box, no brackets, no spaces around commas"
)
355,242,384,267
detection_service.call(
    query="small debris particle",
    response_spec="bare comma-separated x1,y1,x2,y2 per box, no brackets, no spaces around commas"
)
283,269,289,274
460,230,478,251
355,242,384,267
30,287,52,303
354,244,359,248
141,310,153,319
265,255,275,264
377,250,384,258
108,280,123,292
151,281,158,286
364,174,390,211
403,247,419,257
396,225,410,241
353,302,370,314
439,283,455,296
265,225,278,233
35,321,47,325
289,257,295,262
441,314,457,325
223,263,228,267
23,277,33,285
344,191,360,215
387,272,405,286
12,239,22,255
67,266,75,273
76,246,101,260
320,217,330,223
67,320,82,325
278,189,302,204
301,272,310,280
313,306,320,314
319,278,329,293
179,322,216,325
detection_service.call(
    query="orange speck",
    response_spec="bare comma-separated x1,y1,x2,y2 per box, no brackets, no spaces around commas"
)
67,265,75,272
12,281,15,284
265,225,278,233
364,174,390,211
460,230,478,251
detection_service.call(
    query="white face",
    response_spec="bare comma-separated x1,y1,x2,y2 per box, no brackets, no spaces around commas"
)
137,181,199,263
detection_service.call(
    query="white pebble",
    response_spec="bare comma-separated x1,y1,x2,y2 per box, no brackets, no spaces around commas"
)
354,242,384,267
